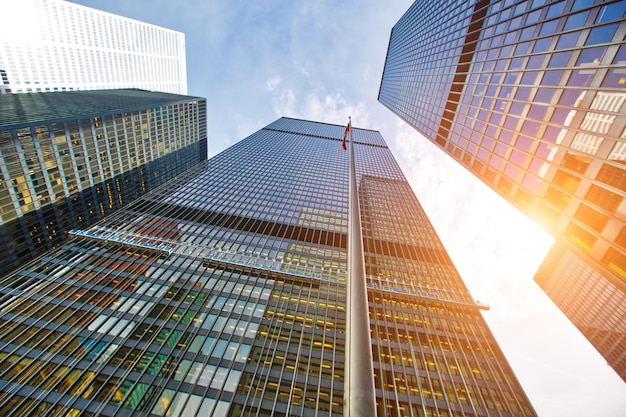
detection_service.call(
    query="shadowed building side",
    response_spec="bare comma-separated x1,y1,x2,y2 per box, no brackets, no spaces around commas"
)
0,89,207,276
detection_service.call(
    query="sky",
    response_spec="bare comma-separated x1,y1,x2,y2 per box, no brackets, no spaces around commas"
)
72,1,626,415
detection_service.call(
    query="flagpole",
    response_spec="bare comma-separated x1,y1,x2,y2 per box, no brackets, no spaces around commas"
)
344,117,377,416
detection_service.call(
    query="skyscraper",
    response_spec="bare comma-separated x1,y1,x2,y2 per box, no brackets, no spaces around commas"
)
379,0,626,373
1,0,187,94
0,88,207,276
534,240,626,381
0,117,535,416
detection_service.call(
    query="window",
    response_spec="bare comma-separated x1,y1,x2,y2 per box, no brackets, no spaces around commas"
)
596,2,626,24
553,169,580,192
603,248,626,278
596,164,626,192
555,32,580,50
545,187,571,210
585,24,618,45
577,46,606,66
564,11,589,30
574,203,609,233
561,152,591,173
548,51,571,67
565,223,596,251
586,184,623,214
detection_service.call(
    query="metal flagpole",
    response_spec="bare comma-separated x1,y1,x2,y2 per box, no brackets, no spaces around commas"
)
344,117,377,416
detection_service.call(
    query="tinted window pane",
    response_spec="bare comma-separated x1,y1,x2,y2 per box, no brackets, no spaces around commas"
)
548,52,571,67
542,71,563,86
572,0,593,12
546,1,566,19
564,12,589,31
577,47,606,66
596,2,626,23
555,32,580,50
568,69,595,87
585,24,618,45
602,69,626,89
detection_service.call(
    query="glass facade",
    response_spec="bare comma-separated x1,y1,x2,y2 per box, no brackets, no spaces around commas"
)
0,118,535,416
379,0,626,376
0,89,207,276
379,0,626,282
0,0,187,95
534,240,626,381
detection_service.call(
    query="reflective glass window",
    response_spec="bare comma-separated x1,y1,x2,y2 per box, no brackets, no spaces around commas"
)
586,184,623,214
535,88,556,103
596,2,626,23
527,55,546,69
602,70,626,89
510,102,526,115
585,24,618,45
548,52,571,67
538,141,554,162
519,27,535,41
559,89,584,106
528,104,548,119
546,1,566,19
515,135,534,152
551,108,570,124
539,20,559,37
572,0,593,12
515,41,531,55
574,204,609,233
515,87,531,100
542,71,563,86
533,37,552,53
504,116,519,129
510,150,526,166
520,71,538,85
504,163,520,179
577,47,606,66
568,69,595,87
554,169,581,192
613,45,626,64
564,11,589,30
555,32,580,50
490,154,504,170
523,173,542,192
526,9,542,25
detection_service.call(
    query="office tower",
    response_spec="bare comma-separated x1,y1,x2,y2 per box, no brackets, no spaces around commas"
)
0,117,535,416
379,0,626,371
0,0,187,94
534,241,626,381
0,89,207,277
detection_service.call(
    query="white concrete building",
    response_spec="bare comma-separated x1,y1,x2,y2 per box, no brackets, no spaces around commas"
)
0,0,187,94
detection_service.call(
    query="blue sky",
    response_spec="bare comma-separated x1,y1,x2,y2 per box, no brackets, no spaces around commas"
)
73,1,626,415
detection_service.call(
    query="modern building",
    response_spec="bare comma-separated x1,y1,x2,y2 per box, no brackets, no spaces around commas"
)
0,117,535,416
534,240,626,381
0,88,207,277
379,0,626,374
0,0,187,94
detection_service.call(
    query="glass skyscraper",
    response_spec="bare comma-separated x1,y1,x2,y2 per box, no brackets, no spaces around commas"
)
0,117,535,416
0,0,187,95
379,0,626,376
534,241,626,381
0,88,207,276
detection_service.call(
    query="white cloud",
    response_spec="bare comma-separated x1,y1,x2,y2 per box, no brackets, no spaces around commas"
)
266,76,281,92
270,87,370,128
301,92,369,126
271,88,297,118
362,64,371,81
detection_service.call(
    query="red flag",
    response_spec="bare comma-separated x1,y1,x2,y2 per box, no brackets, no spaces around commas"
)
342,122,350,151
